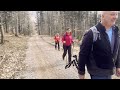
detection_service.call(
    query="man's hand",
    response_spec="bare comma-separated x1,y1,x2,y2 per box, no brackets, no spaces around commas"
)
116,68,120,77
78,74,85,79
63,41,66,43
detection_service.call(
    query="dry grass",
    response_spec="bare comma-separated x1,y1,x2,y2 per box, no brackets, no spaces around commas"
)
0,34,28,79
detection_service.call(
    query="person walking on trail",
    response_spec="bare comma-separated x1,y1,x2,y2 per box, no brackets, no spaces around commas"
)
54,33,60,51
62,28,74,63
78,11,120,79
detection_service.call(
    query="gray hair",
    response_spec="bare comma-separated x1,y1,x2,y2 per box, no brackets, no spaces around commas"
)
99,11,118,16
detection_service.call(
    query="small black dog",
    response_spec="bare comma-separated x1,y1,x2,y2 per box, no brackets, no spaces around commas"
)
65,55,79,70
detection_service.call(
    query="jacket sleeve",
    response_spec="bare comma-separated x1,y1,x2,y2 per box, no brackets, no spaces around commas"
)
58,36,60,41
78,30,93,75
62,35,65,43
116,49,120,68
115,37,120,68
54,36,56,40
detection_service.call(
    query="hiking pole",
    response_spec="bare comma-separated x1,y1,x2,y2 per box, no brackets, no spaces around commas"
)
71,42,74,58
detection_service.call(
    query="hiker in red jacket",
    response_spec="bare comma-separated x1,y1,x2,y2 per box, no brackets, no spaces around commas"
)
54,33,60,51
62,28,74,63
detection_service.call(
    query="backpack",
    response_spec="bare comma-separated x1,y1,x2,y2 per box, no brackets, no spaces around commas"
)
90,26,101,42
81,26,100,44
90,26,101,51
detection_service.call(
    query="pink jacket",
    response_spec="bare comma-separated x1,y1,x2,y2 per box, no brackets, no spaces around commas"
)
62,32,73,46
54,35,60,42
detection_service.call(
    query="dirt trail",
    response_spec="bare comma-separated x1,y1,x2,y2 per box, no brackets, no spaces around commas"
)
16,34,90,79
13,32,120,79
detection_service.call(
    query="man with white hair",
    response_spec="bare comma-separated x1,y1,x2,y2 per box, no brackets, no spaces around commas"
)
78,11,120,79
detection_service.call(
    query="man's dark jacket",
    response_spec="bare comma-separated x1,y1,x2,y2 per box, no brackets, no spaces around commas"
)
78,22,120,76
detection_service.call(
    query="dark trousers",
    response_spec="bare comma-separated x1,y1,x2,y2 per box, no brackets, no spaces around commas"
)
62,45,71,62
55,42,60,50
90,75,112,79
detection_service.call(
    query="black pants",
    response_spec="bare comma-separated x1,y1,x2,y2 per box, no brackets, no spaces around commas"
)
55,42,60,50
62,45,71,62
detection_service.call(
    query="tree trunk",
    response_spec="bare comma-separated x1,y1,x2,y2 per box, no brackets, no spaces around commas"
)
0,24,4,44
15,12,19,37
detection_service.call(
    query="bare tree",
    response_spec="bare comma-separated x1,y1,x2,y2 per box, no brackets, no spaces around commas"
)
0,16,4,44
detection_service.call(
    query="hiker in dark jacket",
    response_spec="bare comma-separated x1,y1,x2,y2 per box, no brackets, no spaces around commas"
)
62,28,74,63
78,11,120,79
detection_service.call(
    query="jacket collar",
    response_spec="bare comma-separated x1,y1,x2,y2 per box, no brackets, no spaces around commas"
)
95,22,119,33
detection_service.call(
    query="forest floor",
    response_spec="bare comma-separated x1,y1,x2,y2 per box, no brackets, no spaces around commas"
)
0,33,119,79
0,34,28,79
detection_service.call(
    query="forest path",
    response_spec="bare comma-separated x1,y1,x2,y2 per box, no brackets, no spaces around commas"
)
16,34,90,79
